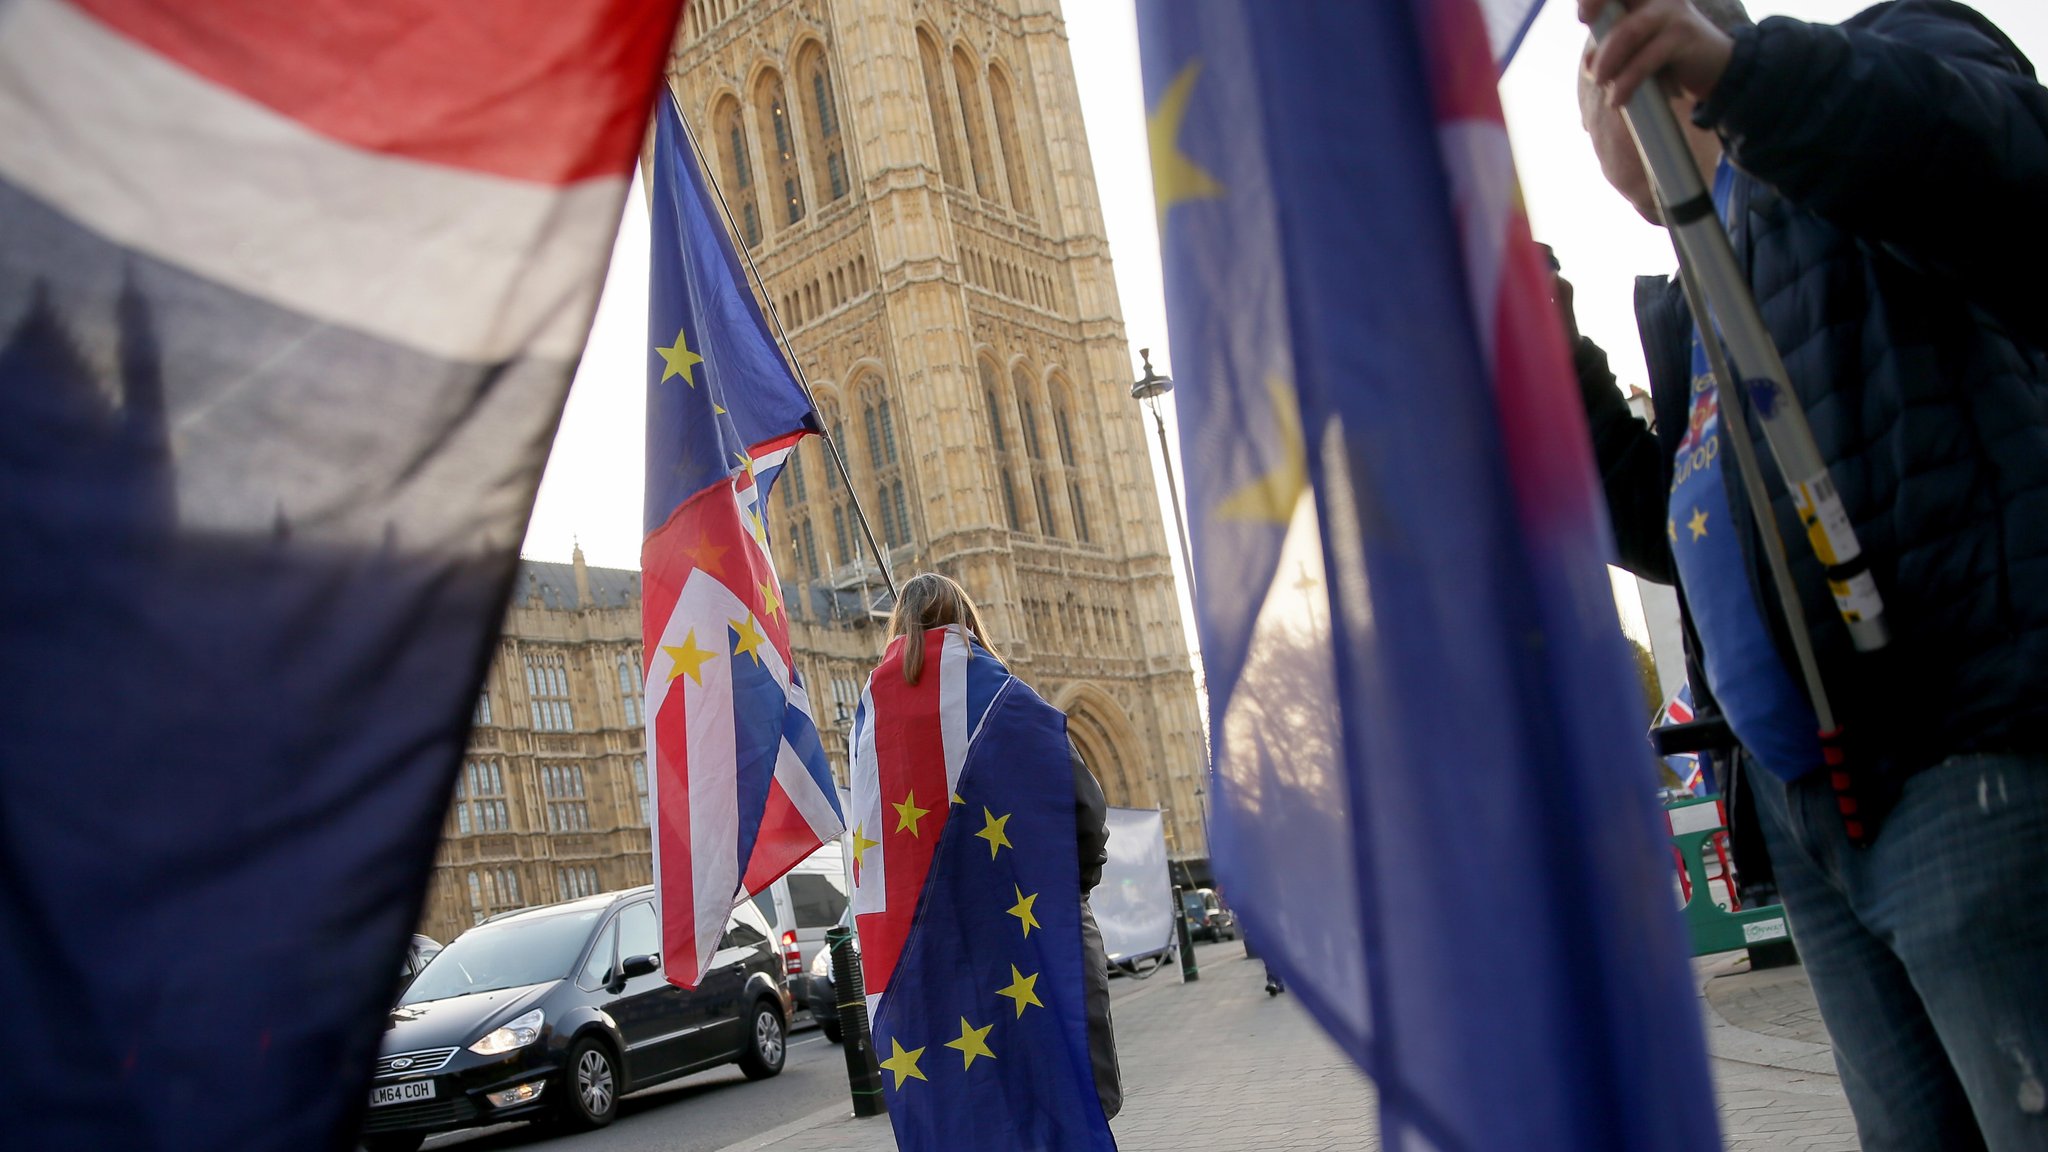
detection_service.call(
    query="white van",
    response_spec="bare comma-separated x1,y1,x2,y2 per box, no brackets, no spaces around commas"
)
748,839,850,1026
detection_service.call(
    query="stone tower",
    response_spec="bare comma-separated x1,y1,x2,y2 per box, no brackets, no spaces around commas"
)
666,0,1208,868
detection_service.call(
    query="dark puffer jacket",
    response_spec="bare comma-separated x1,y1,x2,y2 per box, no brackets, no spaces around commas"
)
1581,0,2048,777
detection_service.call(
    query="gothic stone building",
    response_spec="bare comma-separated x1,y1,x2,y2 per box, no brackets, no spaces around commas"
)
417,555,656,945
669,0,1205,853
420,0,1208,942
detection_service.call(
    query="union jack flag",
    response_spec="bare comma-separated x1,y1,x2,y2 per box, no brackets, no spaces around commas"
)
642,96,841,988
1655,683,1708,795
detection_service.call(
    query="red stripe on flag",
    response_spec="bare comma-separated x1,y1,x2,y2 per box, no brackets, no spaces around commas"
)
741,779,816,894
70,0,684,184
855,632,953,996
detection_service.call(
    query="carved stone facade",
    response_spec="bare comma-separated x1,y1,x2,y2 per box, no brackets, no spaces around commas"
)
670,0,1208,863
418,554,655,946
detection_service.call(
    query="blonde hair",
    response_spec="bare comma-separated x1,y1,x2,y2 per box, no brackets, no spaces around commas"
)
884,572,1003,684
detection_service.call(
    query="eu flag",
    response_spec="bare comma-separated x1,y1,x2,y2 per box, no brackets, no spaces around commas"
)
1138,2,1720,1149
850,627,1115,1151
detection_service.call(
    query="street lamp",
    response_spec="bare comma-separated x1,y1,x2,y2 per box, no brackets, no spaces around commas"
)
1132,349,1198,603
1133,348,1215,874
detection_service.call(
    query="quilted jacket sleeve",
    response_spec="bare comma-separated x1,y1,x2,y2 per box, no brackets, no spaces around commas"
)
1696,0,2048,347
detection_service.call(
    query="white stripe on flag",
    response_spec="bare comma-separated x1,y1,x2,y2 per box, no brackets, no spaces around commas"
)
0,0,618,363
773,674,843,843
849,682,886,920
939,626,970,798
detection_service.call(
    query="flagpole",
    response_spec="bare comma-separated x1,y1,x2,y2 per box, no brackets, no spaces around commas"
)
663,82,900,602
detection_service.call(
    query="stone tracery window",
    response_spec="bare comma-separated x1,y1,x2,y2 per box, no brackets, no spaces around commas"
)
916,28,963,188
987,63,1033,216
980,358,1022,531
952,46,995,199
713,95,761,247
1014,365,1060,537
797,42,848,202
754,69,804,229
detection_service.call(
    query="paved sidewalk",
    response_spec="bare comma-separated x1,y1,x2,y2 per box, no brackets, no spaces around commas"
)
716,943,1857,1152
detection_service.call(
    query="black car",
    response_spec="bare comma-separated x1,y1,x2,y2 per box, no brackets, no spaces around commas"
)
359,887,790,1151
797,908,859,1043
1181,888,1237,943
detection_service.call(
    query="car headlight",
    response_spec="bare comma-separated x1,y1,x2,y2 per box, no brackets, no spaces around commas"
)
809,948,831,978
469,1008,544,1056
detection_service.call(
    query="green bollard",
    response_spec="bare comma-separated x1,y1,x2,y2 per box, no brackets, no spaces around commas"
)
826,926,886,1117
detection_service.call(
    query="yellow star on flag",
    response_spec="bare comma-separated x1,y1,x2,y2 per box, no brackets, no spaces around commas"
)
951,791,964,806
733,450,757,479
851,823,879,886
879,1038,927,1089
894,790,931,837
995,964,1043,1017
663,631,716,685
729,613,767,666
975,808,1012,859
759,579,783,622
1007,885,1040,938
1668,518,1678,544
1215,375,1307,524
656,327,704,386
1688,507,1710,541
1149,60,1226,226
945,1017,996,1070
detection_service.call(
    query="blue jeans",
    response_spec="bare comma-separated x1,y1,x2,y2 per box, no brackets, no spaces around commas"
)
1751,752,2048,1150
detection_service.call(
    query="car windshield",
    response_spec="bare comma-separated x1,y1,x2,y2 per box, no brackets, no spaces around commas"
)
402,909,602,1004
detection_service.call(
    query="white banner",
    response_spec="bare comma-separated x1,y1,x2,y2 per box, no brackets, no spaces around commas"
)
1094,807,1175,963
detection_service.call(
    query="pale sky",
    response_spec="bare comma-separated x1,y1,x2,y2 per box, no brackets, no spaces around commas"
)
525,0,2047,648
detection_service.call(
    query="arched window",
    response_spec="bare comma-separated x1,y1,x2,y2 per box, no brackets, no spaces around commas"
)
1051,377,1091,543
796,43,848,203
617,656,643,727
1014,366,1060,537
987,64,1033,215
952,46,994,198
980,358,1022,531
713,95,761,247
754,69,804,229
816,397,852,567
856,375,910,549
916,29,962,188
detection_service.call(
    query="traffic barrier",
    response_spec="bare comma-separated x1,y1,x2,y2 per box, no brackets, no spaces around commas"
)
1665,795,1789,957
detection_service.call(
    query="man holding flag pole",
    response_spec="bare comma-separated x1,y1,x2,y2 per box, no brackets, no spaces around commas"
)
1571,0,2048,1144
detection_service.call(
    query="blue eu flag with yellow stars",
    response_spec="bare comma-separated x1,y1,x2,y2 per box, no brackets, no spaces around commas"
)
850,627,1115,1151
1138,2,1720,1150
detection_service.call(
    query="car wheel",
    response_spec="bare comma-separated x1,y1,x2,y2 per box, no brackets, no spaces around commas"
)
554,1037,620,1131
361,1136,424,1152
820,1016,843,1044
738,999,787,1080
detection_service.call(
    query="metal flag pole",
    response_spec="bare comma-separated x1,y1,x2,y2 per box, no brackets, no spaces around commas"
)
1592,5,1887,842
664,83,899,602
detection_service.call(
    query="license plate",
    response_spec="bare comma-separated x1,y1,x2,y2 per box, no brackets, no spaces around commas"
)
369,1079,437,1107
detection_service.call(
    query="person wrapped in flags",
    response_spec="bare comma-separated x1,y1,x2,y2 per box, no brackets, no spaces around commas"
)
849,573,1121,1151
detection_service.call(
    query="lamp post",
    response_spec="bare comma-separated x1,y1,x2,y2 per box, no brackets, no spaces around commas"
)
1133,347,1214,876
1132,349,1198,602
